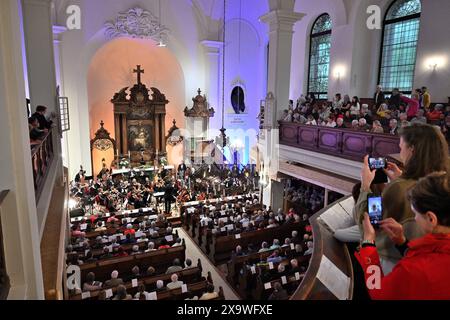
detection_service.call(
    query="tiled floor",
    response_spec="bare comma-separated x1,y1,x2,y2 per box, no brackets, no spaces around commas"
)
176,228,241,300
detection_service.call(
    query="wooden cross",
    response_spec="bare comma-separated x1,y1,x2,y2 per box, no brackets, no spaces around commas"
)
133,65,145,84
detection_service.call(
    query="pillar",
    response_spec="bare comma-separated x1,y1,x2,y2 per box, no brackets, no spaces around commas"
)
260,0,305,208
22,0,63,183
0,0,45,299
261,1,305,127
201,40,223,136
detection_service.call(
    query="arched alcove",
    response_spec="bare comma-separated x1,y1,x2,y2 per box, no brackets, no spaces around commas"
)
87,37,186,173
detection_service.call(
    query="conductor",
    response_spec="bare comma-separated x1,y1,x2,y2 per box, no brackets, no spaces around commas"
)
164,182,176,214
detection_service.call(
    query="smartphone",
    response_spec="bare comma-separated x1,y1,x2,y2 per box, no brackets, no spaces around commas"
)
368,157,387,171
367,195,383,227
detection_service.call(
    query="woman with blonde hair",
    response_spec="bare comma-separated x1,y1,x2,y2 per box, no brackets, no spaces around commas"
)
355,124,450,274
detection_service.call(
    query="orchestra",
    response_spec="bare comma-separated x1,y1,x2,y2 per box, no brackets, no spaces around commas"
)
69,160,259,219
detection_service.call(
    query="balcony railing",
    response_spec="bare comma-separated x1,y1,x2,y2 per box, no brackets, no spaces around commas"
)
31,130,55,201
279,122,400,162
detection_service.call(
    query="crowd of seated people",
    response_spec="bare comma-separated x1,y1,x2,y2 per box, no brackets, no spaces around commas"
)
332,124,450,300
285,180,344,216
280,86,450,139
227,228,314,300
195,199,307,237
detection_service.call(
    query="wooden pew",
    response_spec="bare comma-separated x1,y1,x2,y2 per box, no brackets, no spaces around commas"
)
78,245,186,284
70,265,203,300
290,196,355,300
210,222,303,265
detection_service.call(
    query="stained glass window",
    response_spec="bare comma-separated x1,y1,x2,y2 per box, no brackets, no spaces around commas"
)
379,0,421,94
308,14,332,100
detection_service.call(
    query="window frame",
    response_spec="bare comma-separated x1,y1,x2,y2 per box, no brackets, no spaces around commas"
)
307,13,332,100
377,0,422,96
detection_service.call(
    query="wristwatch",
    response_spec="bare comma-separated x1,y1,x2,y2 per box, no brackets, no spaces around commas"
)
361,240,376,247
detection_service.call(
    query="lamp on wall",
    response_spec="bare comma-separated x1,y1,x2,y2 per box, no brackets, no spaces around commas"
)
333,65,346,79
425,56,447,71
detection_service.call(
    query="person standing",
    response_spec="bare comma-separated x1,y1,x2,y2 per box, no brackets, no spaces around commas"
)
32,105,54,130
164,182,176,214
373,85,386,110
422,86,431,111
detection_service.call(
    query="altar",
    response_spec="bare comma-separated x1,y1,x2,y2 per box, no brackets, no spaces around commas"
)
111,65,169,165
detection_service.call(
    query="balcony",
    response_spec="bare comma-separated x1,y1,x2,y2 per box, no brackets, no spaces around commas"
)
279,122,400,162
31,129,55,201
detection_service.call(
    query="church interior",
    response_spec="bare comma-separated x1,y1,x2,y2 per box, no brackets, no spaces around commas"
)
1,0,450,302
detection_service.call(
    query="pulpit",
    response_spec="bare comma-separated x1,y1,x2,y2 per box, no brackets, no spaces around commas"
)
111,65,169,164
184,89,215,163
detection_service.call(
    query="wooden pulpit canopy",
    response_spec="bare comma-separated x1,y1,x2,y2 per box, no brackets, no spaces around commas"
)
184,88,215,118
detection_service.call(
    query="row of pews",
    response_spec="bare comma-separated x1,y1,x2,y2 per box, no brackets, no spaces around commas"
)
180,194,312,300
66,207,223,300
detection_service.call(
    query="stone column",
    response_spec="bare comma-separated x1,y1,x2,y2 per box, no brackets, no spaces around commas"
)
22,0,57,113
0,0,45,299
201,40,223,136
53,25,68,167
260,0,305,208
22,0,63,184
260,2,305,127
324,188,329,208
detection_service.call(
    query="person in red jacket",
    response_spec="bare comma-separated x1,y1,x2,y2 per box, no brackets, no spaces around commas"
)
356,172,450,300
400,93,420,120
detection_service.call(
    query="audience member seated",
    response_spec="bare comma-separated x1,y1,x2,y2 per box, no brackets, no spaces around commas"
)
104,270,124,288
166,274,184,290
268,282,289,300
82,272,102,292
113,285,132,300
166,258,183,274
199,283,219,300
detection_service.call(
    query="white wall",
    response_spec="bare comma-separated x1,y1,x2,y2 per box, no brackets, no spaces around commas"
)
56,0,269,177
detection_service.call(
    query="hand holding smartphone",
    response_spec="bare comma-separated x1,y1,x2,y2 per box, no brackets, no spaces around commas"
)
368,195,383,228
368,157,387,171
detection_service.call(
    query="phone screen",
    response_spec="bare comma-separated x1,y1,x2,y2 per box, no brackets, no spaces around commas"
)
369,157,387,170
368,196,383,226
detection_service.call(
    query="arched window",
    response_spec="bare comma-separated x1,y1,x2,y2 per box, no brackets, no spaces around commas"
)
378,0,422,94
307,14,332,100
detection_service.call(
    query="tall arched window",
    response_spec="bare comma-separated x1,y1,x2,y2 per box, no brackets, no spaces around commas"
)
379,0,421,94
307,14,332,100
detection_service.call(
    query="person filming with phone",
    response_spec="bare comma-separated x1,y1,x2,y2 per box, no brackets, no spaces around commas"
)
356,172,450,300
355,124,450,274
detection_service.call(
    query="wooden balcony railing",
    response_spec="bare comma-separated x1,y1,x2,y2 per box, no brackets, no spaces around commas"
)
31,130,55,201
0,190,10,300
279,121,401,162
291,196,355,300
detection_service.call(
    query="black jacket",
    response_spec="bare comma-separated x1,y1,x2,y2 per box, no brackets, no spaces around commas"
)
32,112,53,130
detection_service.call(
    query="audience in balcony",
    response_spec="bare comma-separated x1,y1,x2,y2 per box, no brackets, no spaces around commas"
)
279,86,449,139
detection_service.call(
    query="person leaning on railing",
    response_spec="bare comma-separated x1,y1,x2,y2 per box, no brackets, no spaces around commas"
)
356,172,450,300
354,124,450,275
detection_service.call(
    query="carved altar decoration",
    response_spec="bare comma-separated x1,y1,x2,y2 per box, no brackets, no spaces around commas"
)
112,65,168,165
90,121,117,177
104,7,170,43
184,89,216,163
166,119,184,147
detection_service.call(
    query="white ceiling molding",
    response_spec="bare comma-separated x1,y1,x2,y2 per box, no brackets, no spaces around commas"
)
104,7,170,41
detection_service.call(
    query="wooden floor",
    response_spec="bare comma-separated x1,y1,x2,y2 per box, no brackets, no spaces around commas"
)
177,228,241,300
40,180,67,300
